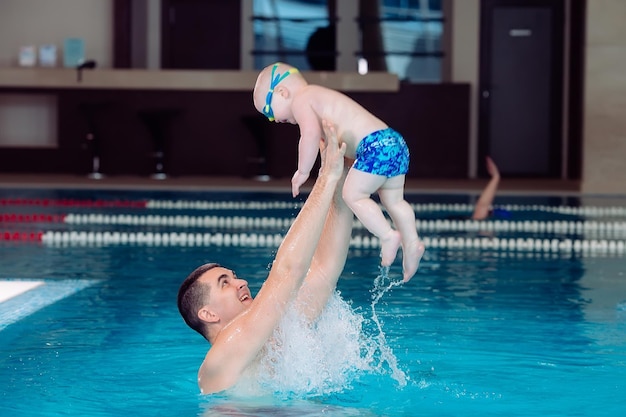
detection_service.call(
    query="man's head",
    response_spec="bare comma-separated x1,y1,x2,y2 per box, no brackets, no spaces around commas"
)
177,263,252,342
253,62,304,123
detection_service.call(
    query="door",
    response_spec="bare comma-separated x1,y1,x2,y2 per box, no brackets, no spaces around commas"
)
478,0,564,177
161,0,241,69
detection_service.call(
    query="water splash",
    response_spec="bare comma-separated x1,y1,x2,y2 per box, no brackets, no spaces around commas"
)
369,265,408,387
230,267,409,398
239,293,371,398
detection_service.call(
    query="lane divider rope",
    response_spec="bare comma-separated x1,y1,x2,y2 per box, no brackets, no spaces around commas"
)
0,214,66,223
3,215,626,242
3,212,626,237
2,197,625,218
0,232,44,241
27,231,626,254
0,198,146,208
144,200,626,218
57,213,626,234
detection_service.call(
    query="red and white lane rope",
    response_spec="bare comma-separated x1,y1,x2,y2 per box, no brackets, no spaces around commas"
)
0,198,147,208
2,212,622,238
1,198,625,255
28,231,625,255
143,199,626,218
2,197,625,218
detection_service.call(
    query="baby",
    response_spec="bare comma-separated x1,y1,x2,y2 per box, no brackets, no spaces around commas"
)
253,62,425,282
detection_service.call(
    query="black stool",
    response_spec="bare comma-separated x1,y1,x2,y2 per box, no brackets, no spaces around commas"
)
241,115,272,182
138,109,180,180
80,102,111,179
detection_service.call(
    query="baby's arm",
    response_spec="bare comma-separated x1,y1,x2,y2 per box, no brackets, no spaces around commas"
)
291,107,324,197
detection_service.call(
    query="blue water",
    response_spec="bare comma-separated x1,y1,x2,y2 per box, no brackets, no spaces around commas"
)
0,189,625,416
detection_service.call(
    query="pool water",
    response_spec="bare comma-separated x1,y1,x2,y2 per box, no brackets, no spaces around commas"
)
0,189,625,417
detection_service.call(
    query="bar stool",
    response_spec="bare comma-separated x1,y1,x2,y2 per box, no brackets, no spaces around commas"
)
241,115,272,181
138,109,181,180
79,102,111,179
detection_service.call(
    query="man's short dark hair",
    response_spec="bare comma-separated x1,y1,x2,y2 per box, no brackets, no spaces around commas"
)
177,263,221,340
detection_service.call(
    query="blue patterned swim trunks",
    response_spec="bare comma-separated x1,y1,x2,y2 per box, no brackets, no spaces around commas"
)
352,128,410,177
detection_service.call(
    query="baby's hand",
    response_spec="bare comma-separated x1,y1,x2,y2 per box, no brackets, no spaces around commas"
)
291,170,310,197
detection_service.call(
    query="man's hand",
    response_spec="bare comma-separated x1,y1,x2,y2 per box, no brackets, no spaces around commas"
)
318,120,346,182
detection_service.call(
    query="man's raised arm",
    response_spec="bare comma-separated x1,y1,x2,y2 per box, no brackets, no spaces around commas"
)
199,120,346,393
296,121,354,321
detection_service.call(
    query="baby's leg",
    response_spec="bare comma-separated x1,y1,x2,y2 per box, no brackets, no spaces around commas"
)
379,176,425,282
342,168,401,267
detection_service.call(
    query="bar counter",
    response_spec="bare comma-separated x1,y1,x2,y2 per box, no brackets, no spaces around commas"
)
0,68,469,179
0,68,399,92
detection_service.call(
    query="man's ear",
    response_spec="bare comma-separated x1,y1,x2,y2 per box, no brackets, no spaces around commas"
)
198,306,219,323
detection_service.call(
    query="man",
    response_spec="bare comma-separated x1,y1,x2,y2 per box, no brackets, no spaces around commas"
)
177,121,353,394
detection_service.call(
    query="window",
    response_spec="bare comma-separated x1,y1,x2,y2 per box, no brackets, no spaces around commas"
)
252,0,331,71
251,0,444,82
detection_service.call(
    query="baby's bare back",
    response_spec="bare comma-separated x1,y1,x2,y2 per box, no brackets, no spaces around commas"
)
305,85,388,158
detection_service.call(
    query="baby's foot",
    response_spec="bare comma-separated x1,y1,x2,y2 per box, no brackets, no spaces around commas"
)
402,240,426,282
380,230,402,267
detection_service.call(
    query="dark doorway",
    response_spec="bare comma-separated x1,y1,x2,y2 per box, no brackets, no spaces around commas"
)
161,0,241,69
478,0,565,177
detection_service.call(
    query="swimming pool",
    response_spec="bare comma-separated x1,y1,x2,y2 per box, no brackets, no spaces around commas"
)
0,188,625,416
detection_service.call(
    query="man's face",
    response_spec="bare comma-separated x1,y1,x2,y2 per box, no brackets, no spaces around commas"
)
199,267,252,324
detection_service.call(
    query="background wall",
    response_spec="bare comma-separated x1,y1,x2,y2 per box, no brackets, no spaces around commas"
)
1,0,626,194
0,0,112,68
449,0,480,177
582,0,626,194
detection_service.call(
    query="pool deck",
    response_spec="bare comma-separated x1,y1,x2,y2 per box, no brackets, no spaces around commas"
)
0,173,582,196
0,280,44,303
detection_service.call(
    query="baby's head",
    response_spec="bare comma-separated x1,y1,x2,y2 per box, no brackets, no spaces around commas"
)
253,62,305,122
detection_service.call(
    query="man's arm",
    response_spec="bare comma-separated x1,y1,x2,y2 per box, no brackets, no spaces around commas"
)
295,122,353,321
199,120,346,394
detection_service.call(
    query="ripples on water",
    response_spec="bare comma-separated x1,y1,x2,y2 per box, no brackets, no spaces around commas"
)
1,190,626,416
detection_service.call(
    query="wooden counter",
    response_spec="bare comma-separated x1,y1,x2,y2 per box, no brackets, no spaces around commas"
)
0,68,469,179
0,68,399,92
